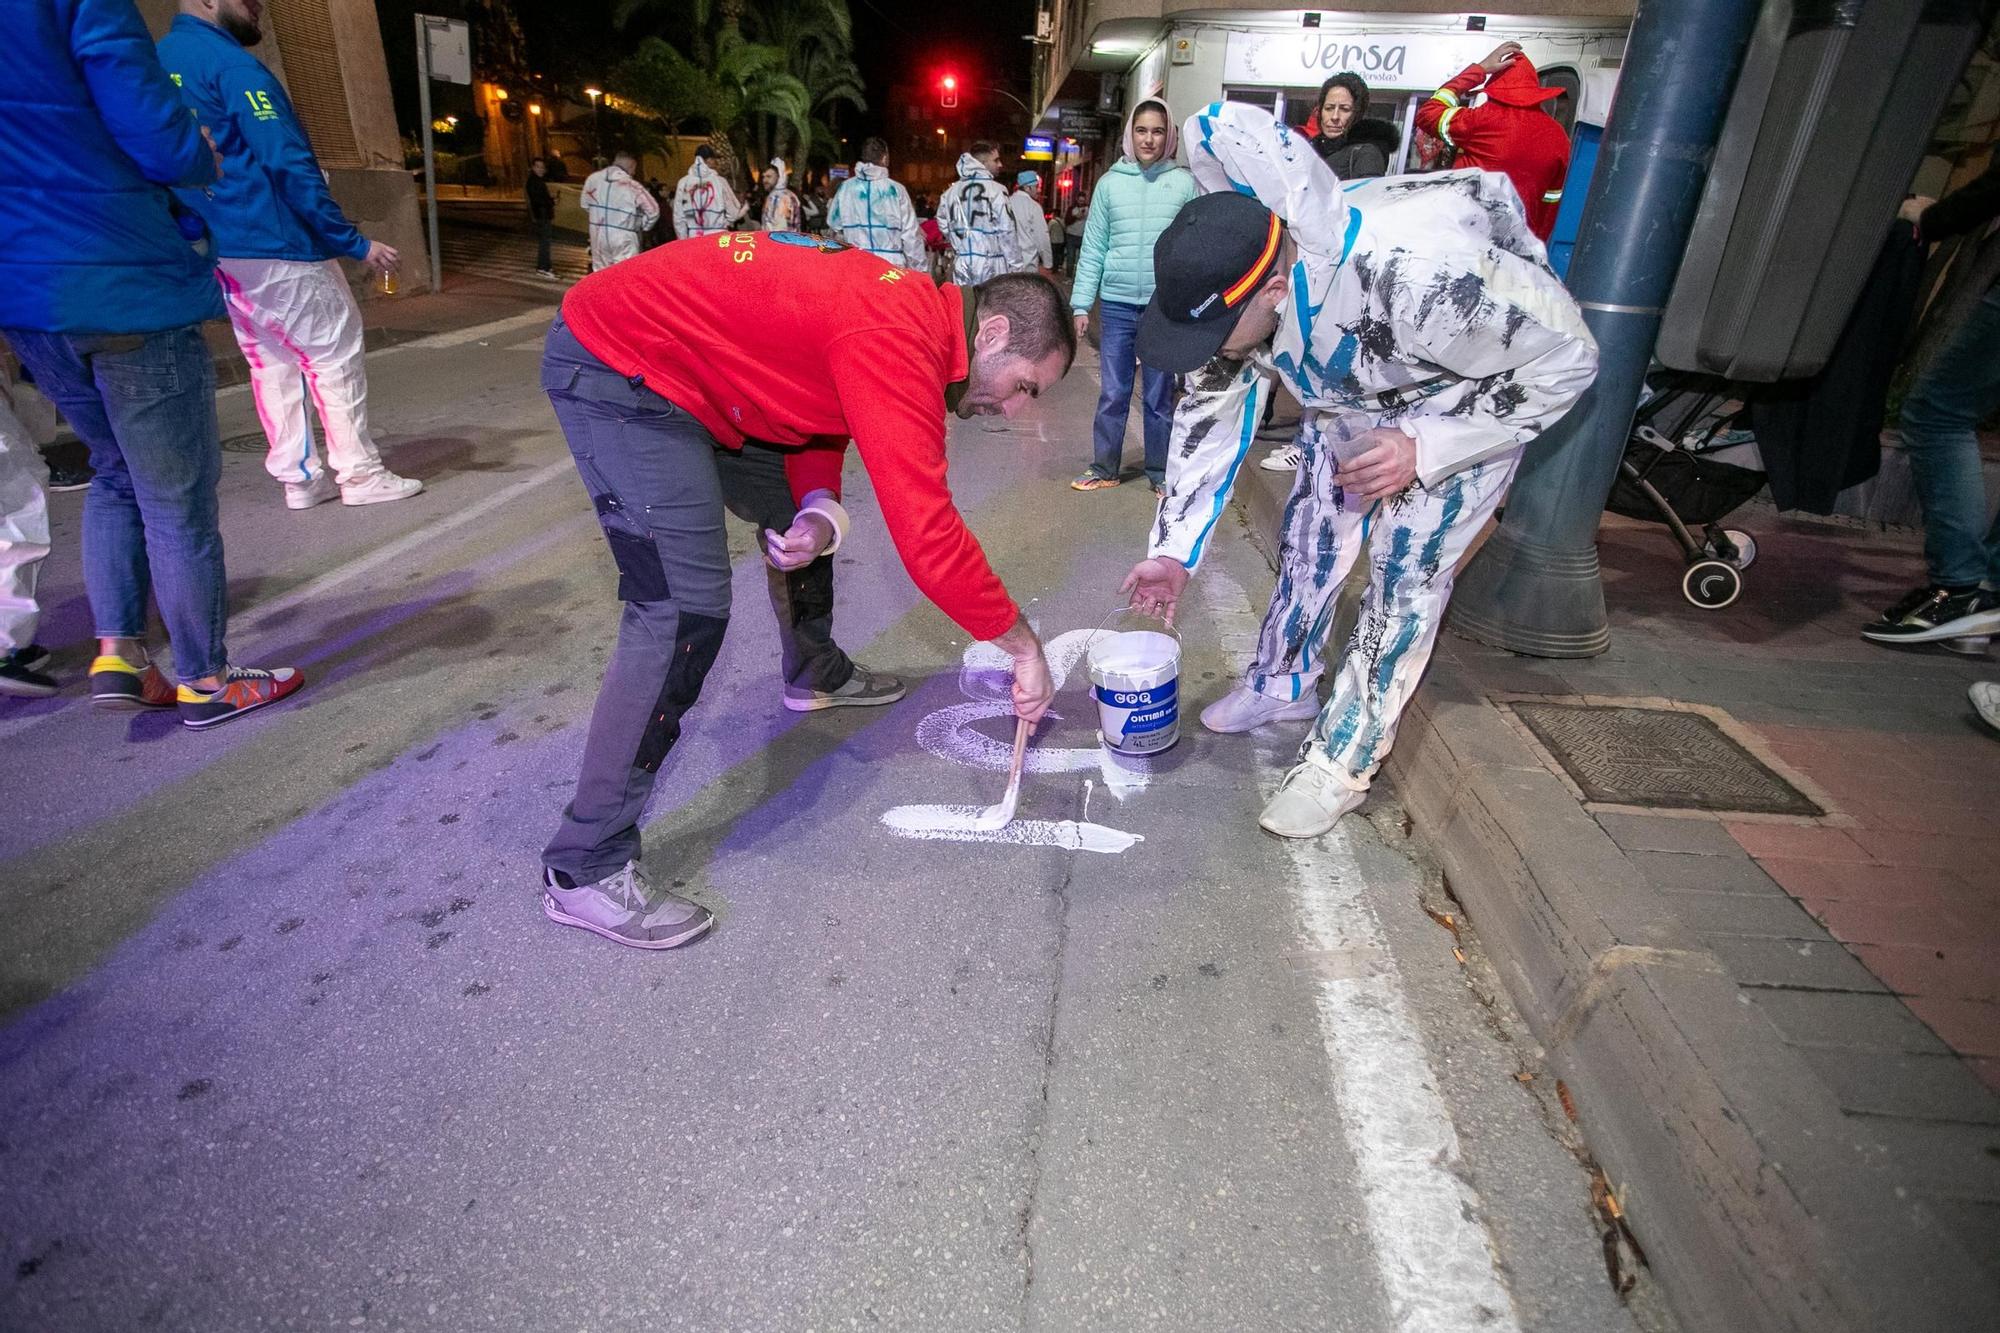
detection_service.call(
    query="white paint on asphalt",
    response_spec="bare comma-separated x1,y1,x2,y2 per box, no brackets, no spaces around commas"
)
879,805,1142,853
1196,565,1523,1333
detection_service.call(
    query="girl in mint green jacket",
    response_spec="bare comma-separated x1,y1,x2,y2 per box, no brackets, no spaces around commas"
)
1069,99,1196,492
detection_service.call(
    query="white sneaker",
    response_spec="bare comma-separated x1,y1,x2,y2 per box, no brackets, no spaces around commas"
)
1258,760,1366,839
1200,684,1321,734
340,471,424,506
1258,444,1303,472
283,472,338,511
1972,682,2000,735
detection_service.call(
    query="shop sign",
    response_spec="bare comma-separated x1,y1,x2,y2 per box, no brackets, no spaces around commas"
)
1224,28,1505,88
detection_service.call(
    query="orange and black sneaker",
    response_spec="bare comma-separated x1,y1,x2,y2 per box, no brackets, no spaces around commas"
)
90,654,178,710
176,665,306,730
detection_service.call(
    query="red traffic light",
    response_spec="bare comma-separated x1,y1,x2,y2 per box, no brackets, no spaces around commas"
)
939,72,958,108
941,74,957,90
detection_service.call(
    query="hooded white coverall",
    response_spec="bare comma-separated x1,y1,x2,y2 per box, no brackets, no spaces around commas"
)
760,160,802,232
1006,183,1052,272
672,158,745,238
1152,103,1597,791
581,164,659,269
827,162,925,268
936,154,1018,285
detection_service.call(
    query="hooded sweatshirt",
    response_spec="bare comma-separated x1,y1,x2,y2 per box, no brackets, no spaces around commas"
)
760,159,802,232
1070,101,1197,314
673,156,745,238
828,161,926,268
936,153,1017,284
1006,177,1052,272
1148,103,1597,569
1416,56,1572,239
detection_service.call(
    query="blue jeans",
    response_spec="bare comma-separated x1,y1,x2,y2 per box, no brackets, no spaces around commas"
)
1899,281,2000,590
1089,300,1174,486
2,326,227,681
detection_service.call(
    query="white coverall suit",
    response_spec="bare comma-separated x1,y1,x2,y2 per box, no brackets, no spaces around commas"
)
936,155,1018,286
1152,103,1598,791
671,159,745,239
827,162,926,268
581,164,660,270
760,160,802,233
1006,184,1052,273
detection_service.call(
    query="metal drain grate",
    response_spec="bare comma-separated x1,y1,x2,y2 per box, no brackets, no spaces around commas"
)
1511,702,1823,816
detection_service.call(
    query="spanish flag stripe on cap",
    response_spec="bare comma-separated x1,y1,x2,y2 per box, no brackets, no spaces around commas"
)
1222,212,1282,308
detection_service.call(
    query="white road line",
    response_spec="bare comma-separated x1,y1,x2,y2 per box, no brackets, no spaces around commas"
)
0,458,575,747
231,458,575,638
216,308,555,399
1197,564,1523,1333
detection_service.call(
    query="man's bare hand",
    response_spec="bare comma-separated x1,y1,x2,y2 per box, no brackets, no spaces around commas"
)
362,241,401,276
1479,42,1524,75
1898,195,1935,226
991,617,1054,727
762,511,834,571
1337,427,1419,502
1120,556,1191,626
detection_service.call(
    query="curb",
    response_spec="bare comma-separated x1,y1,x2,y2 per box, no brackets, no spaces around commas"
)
1230,463,1998,1333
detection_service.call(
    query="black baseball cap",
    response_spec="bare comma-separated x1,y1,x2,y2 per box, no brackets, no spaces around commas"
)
1136,192,1287,373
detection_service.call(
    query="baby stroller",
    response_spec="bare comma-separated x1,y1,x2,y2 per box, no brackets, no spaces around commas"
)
1606,371,1768,610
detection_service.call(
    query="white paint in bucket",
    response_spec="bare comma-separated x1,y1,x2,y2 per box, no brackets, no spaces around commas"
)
1088,628,1180,757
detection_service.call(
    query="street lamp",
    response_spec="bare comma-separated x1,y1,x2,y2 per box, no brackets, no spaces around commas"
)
584,86,603,161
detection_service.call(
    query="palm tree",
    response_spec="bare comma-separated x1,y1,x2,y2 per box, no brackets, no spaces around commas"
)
745,0,866,163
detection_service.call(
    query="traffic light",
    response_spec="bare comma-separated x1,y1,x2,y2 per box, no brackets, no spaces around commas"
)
940,73,958,109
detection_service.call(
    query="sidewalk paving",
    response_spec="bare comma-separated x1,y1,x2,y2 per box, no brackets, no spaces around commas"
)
1236,460,2000,1333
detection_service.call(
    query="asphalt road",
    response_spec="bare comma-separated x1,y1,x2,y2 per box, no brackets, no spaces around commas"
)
1,303,1651,1332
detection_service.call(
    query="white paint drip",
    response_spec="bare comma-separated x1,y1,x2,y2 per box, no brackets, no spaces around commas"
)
1197,566,1522,1333
880,805,1142,854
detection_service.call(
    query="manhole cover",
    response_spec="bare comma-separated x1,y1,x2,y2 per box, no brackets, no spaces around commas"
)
1511,702,1822,816
221,430,273,454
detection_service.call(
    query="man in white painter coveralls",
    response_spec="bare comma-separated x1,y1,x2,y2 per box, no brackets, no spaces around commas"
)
826,137,925,269
1006,170,1053,274
936,142,1018,285
1122,103,1597,838
157,0,422,510
671,146,746,239
582,151,660,270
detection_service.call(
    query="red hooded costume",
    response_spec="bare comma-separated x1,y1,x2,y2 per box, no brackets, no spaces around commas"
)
1415,56,1572,241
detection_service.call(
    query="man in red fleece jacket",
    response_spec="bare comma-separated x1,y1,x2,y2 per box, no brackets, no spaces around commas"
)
538,229,1072,950
1416,42,1573,241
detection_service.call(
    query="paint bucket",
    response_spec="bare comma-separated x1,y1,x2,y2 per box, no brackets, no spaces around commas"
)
1086,608,1181,757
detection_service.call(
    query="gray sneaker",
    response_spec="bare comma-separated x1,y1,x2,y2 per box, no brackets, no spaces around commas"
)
782,665,907,713
542,861,713,950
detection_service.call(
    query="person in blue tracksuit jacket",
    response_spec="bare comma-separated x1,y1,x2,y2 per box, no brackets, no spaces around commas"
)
0,0,305,728
158,0,422,512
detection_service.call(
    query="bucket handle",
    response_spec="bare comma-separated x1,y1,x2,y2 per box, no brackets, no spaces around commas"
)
1085,602,1181,658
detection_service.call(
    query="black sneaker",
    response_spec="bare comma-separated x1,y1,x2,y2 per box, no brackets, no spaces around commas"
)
0,646,57,699
1861,587,2000,645
45,460,93,493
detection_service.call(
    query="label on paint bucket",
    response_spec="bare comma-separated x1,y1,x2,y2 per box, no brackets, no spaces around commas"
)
1096,678,1178,753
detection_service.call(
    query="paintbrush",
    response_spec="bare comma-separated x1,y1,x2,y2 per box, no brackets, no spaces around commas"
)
969,716,1031,832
